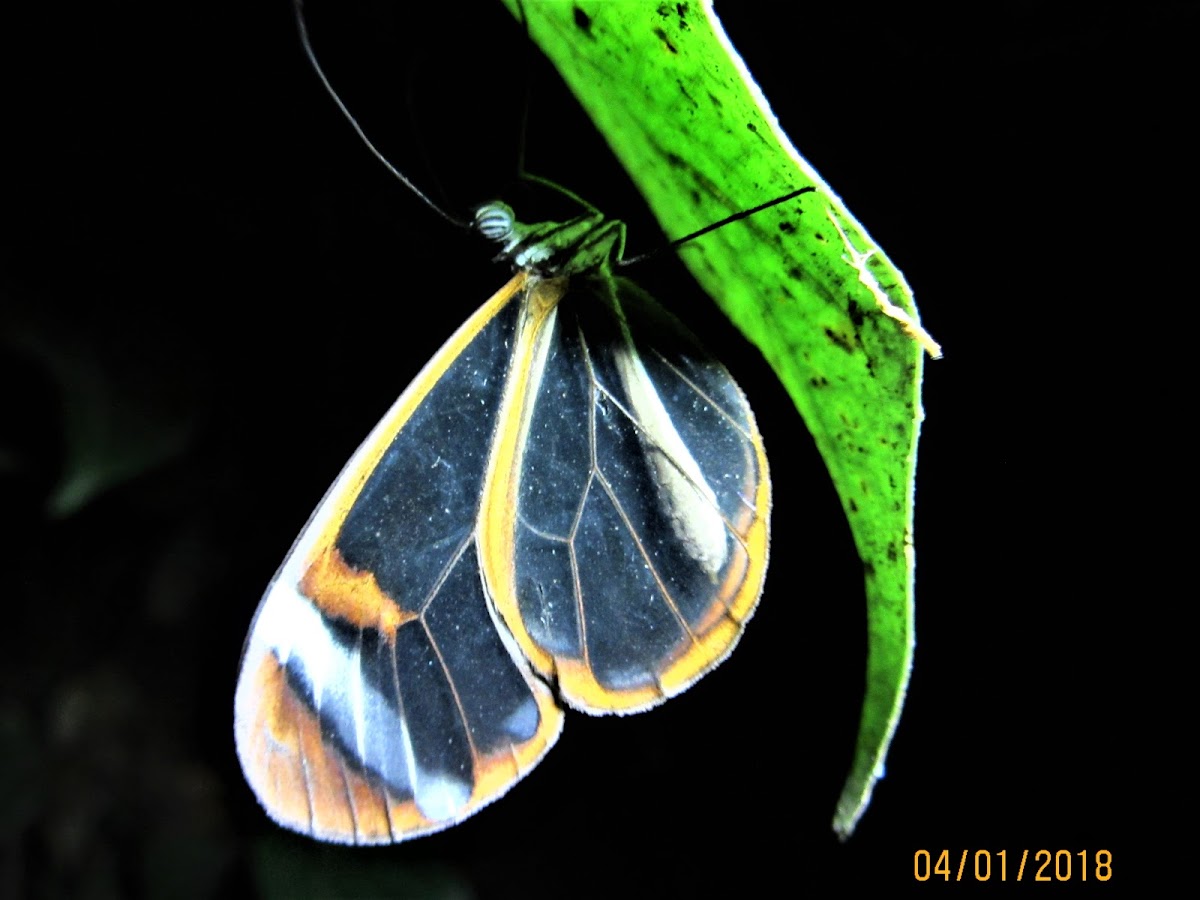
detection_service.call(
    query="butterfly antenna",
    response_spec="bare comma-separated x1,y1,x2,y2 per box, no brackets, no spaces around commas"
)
618,186,817,268
292,0,469,230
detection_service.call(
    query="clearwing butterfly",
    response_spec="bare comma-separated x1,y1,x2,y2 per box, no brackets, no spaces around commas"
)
234,2,803,844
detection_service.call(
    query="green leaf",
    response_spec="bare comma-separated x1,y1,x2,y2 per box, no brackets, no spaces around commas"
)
4,330,197,519
502,0,937,837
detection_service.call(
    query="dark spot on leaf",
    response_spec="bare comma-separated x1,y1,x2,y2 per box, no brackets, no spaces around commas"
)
809,375,829,389
886,543,898,562
657,3,691,28
862,560,876,577
778,221,796,234
848,498,858,513
787,266,804,281
573,7,593,36
746,122,758,133
663,151,685,170
847,298,865,329
676,80,697,109
824,328,855,353
653,27,678,53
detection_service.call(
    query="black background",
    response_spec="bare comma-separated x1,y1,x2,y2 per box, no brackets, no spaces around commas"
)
2,1,1181,897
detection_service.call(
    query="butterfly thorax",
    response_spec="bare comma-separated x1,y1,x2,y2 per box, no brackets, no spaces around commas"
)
474,201,626,279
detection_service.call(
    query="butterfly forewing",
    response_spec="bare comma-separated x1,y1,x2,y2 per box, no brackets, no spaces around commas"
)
234,272,563,844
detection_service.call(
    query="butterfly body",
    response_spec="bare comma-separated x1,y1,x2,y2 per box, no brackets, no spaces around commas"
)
235,203,770,843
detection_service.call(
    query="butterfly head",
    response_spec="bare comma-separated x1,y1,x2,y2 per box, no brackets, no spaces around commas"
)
473,201,625,277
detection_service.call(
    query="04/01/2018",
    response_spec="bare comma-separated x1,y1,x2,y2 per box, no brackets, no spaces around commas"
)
914,849,1113,882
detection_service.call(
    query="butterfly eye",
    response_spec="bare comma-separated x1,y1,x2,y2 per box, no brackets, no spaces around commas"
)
474,203,516,242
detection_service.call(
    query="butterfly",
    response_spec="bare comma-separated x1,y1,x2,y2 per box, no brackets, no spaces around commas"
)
233,0,799,845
